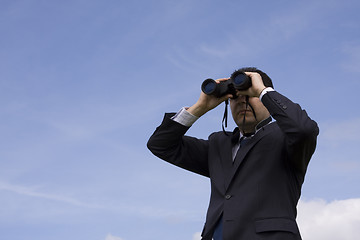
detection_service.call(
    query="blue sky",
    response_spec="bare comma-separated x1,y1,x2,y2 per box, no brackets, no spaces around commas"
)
0,0,359,239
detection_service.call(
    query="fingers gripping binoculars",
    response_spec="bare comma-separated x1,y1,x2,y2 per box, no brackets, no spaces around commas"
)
201,71,251,98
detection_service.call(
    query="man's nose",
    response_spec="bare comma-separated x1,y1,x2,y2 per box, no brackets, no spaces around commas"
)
235,94,247,102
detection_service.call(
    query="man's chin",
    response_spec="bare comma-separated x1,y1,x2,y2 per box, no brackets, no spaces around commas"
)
236,119,256,126
238,112,254,119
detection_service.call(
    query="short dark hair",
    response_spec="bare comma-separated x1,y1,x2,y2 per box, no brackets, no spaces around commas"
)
236,67,273,88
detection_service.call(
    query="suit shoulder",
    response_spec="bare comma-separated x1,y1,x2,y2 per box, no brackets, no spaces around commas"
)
208,131,235,146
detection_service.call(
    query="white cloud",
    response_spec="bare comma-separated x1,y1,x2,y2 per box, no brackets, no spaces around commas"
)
192,231,201,240
105,234,124,240
297,198,360,240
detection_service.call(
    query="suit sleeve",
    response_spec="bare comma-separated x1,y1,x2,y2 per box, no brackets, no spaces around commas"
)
147,113,210,177
261,91,319,172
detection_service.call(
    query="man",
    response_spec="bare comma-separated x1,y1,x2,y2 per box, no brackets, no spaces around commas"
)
147,67,319,240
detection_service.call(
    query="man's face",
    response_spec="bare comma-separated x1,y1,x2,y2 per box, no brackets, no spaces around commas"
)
229,95,270,133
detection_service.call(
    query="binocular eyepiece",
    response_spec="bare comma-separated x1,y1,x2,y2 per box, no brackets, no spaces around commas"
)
201,71,251,98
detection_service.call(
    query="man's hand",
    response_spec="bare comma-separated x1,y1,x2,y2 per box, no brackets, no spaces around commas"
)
187,78,233,117
236,72,267,98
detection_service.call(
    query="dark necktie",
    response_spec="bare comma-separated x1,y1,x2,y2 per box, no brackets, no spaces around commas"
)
239,136,250,147
232,136,250,162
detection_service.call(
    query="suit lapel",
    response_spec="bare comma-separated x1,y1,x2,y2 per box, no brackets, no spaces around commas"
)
224,123,275,190
218,135,233,191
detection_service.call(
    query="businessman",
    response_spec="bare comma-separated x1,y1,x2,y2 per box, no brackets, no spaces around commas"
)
147,67,319,240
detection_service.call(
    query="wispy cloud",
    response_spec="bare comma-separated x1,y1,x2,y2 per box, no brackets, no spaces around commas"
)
199,35,257,60
105,234,124,240
168,1,339,72
0,180,204,222
165,47,209,74
0,181,103,209
321,117,360,143
341,43,360,73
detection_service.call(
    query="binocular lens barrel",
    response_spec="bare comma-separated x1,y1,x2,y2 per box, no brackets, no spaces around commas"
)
234,74,247,85
232,72,252,90
201,79,217,95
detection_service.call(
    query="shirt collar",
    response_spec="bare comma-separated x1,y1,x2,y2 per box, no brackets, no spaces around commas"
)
231,116,272,143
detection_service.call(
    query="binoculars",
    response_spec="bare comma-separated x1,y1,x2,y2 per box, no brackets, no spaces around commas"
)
201,71,251,98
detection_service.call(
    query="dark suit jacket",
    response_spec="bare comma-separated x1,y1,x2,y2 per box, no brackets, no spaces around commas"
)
147,91,319,240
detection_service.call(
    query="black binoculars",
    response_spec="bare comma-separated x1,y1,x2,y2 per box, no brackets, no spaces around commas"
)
201,71,251,98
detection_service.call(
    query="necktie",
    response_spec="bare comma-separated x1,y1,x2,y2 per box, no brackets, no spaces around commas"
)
232,136,250,162
239,136,249,147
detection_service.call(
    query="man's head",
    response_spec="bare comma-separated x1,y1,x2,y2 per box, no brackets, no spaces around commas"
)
229,67,273,134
